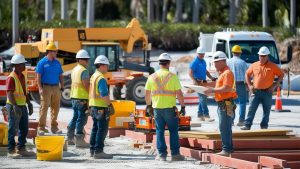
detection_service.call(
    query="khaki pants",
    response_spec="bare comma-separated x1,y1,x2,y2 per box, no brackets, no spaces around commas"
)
38,85,61,132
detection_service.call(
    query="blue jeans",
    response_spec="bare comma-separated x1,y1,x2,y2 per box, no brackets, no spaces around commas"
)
89,107,109,153
154,108,180,156
233,83,248,122
244,90,272,128
68,99,88,134
217,103,233,153
6,104,28,152
197,93,209,117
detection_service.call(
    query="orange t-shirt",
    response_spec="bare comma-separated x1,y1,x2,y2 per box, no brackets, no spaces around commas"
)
246,61,284,89
215,66,237,102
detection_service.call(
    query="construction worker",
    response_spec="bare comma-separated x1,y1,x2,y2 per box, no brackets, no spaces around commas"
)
89,55,113,159
205,51,237,156
145,53,186,161
36,42,64,135
6,54,35,158
227,45,248,126
189,46,216,122
241,46,284,130
67,49,90,148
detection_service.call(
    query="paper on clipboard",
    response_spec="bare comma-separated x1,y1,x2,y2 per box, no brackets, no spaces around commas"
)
184,84,209,95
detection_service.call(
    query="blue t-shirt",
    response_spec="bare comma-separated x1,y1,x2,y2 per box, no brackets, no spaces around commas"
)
36,56,63,84
98,79,109,97
189,57,207,80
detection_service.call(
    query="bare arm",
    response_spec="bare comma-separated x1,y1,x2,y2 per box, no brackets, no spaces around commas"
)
82,79,90,91
7,91,17,106
145,90,151,105
206,70,215,80
59,74,64,89
188,69,195,82
37,73,43,94
176,90,185,107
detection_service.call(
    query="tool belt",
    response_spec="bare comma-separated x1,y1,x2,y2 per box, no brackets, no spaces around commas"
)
217,98,236,117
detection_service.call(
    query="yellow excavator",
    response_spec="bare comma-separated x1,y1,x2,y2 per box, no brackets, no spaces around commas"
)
15,18,153,106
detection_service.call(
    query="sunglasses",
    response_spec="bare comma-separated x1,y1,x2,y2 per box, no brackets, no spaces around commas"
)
259,55,267,57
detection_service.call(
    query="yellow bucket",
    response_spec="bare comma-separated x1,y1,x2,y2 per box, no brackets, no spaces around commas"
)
110,100,136,128
35,136,64,161
0,123,8,145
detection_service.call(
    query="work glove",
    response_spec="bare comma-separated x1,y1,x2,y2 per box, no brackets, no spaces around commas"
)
179,106,186,116
211,77,217,81
146,105,154,117
27,102,33,116
13,105,23,116
107,104,115,116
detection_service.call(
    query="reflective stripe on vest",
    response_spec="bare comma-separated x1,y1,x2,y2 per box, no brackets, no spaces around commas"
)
89,70,107,107
150,72,176,97
70,64,89,99
6,72,27,105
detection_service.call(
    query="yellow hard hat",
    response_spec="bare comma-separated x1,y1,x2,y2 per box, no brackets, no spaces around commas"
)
231,45,242,53
46,42,57,51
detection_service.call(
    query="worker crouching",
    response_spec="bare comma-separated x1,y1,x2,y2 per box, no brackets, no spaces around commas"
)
89,55,114,159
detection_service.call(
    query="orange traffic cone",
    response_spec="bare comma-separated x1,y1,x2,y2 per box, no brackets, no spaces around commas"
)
272,87,291,112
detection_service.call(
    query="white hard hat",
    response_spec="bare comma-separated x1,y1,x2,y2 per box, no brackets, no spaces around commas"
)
76,49,90,59
11,54,27,64
258,46,270,55
212,51,227,62
158,53,172,61
94,55,110,65
196,47,205,54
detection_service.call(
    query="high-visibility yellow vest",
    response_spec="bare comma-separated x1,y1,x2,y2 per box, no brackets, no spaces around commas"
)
70,64,89,99
6,72,27,106
89,70,107,107
146,69,180,108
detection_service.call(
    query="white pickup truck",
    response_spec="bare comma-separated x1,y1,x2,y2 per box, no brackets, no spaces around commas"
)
199,29,292,76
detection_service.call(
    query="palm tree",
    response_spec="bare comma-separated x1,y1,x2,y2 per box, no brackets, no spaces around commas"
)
174,0,183,22
192,0,200,24
147,0,154,22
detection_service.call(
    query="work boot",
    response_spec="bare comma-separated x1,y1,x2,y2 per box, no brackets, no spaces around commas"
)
17,148,36,157
90,150,94,157
7,150,21,159
75,134,89,148
236,121,244,127
204,116,215,122
37,128,49,136
155,155,167,161
52,128,63,134
216,150,230,157
171,154,185,161
196,116,205,121
94,152,113,159
67,127,75,145
240,126,251,130
261,126,268,129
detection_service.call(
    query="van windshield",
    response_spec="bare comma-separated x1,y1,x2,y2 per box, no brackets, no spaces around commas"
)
229,41,279,64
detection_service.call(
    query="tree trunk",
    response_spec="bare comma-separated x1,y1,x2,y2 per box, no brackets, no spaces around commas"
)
290,0,296,30
174,0,183,23
86,0,94,28
147,0,154,22
262,0,269,27
61,0,68,20
154,0,161,21
192,0,200,24
162,0,168,23
12,0,19,45
229,0,236,24
77,0,83,22
45,0,52,22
